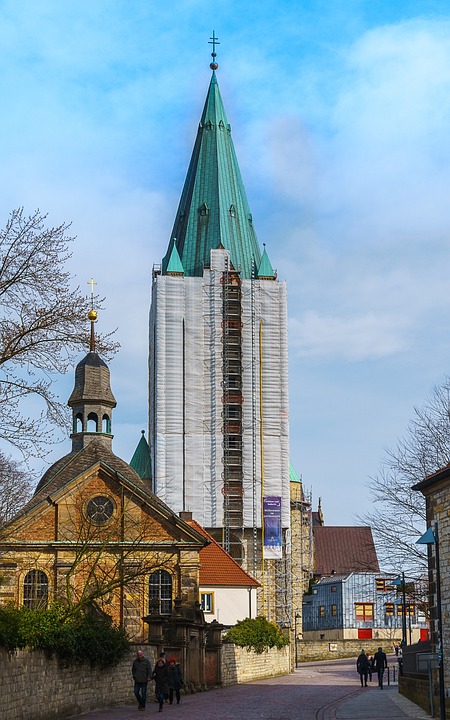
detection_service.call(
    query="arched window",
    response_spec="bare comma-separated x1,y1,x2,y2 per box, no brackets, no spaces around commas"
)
149,570,172,615
102,414,111,433
23,570,48,609
87,412,98,432
75,413,83,433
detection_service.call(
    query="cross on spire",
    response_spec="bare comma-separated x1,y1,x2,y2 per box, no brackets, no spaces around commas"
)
209,31,220,70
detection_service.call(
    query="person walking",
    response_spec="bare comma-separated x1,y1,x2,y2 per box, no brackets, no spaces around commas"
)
366,653,373,682
356,649,370,687
132,649,152,711
153,657,170,712
373,646,388,689
168,657,184,704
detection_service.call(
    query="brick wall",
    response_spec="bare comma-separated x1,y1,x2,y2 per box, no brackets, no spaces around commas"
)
220,644,291,686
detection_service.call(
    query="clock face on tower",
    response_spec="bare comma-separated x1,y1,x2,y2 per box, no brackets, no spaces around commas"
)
86,495,115,524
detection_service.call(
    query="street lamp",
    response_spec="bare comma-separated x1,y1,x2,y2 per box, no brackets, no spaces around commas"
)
417,523,446,720
393,573,407,648
294,613,301,668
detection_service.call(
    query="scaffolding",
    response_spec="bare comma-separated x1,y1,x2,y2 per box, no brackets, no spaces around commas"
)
221,258,244,562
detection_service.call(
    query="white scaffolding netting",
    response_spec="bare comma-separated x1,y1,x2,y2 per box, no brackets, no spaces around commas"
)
149,249,290,530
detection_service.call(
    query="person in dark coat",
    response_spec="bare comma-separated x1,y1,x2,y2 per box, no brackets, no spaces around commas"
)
356,649,370,687
132,649,152,710
373,646,388,688
153,657,170,712
168,657,184,704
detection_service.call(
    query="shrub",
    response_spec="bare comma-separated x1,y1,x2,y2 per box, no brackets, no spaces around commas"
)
0,603,129,667
223,615,289,654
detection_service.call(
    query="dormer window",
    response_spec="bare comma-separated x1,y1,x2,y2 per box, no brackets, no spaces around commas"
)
219,120,225,130
229,205,236,217
199,203,210,217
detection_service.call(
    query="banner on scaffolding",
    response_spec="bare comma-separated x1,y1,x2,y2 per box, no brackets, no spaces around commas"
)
263,496,282,559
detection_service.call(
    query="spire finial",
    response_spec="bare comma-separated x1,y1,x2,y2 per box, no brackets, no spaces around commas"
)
87,278,98,352
209,31,219,71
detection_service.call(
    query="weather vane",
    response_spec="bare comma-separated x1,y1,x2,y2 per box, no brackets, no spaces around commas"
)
87,278,98,352
209,31,219,71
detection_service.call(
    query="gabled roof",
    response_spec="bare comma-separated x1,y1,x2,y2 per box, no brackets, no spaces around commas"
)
313,526,380,576
412,462,450,493
187,518,259,587
130,430,152,480
162,71,262,279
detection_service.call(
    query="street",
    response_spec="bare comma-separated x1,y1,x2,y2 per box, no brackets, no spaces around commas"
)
70,657,430,720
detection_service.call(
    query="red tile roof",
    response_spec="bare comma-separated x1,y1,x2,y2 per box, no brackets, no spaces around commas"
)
313,526,380,576
187,519,260,587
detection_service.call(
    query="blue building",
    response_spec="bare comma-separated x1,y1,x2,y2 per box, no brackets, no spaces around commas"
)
303,572,427,642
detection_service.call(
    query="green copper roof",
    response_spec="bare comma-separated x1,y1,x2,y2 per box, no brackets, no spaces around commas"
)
257,245,275,279
130,430,152,480
166,242,185,275
289,462,301,483
162,71,262,279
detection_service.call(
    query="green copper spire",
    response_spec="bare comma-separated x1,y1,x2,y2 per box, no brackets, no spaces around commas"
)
130,430,152,481
166,242,185,275
162,67,262,279
257,244,275,279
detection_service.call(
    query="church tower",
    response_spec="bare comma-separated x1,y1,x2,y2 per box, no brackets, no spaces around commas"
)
149,39,291,624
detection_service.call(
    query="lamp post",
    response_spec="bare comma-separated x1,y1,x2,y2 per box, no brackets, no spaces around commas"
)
294,613,301,668
393,572,408,648
417,523,446,720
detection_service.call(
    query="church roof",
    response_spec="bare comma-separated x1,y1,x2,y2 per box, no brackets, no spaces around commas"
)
130,430,152,480
162,71,262,279
187,518,259,587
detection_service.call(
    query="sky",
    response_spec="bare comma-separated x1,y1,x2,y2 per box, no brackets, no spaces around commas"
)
1,0,450,526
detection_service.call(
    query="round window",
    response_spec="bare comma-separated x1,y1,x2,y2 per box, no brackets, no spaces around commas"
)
86,495,115,523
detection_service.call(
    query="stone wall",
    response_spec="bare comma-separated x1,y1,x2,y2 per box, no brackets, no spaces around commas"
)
0,645,142,720
220,644,291,686
0,643,291,719
298,639,396,663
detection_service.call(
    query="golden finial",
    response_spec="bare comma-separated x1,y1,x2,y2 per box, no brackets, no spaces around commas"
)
87,278,98,352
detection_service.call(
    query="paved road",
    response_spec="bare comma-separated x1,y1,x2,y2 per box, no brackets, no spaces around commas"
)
70,657,431,720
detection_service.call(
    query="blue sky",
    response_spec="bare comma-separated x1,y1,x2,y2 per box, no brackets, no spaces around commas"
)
1,0,450,525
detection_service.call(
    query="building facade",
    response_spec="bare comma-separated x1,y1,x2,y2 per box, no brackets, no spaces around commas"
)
303,572,428,642
148,57,291,624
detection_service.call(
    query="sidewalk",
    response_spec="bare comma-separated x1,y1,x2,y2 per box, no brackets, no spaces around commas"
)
67,660,431,720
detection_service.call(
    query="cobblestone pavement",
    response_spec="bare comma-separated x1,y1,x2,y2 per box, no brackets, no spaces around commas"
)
70,657,431,720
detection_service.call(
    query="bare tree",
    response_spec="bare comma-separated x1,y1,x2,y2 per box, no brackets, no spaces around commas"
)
0,453,34,526
0,208,118,459
360,378,450,575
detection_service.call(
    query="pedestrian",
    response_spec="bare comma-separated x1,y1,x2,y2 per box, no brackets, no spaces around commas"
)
366,653,373,682
153,657,170,712
132,649,152,711
373,646,388,689
168,657,184,704
356,649,370,687
394,642,399,656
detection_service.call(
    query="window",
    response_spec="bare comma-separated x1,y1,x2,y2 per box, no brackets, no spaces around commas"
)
149,570,172,615
397,604,415,617
330,586,337,593
200,592,214,613
376,578,395,592
319,606,325,617
23,570,48,609
385,603,395,616
331,604,337,617
355,603,374,621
